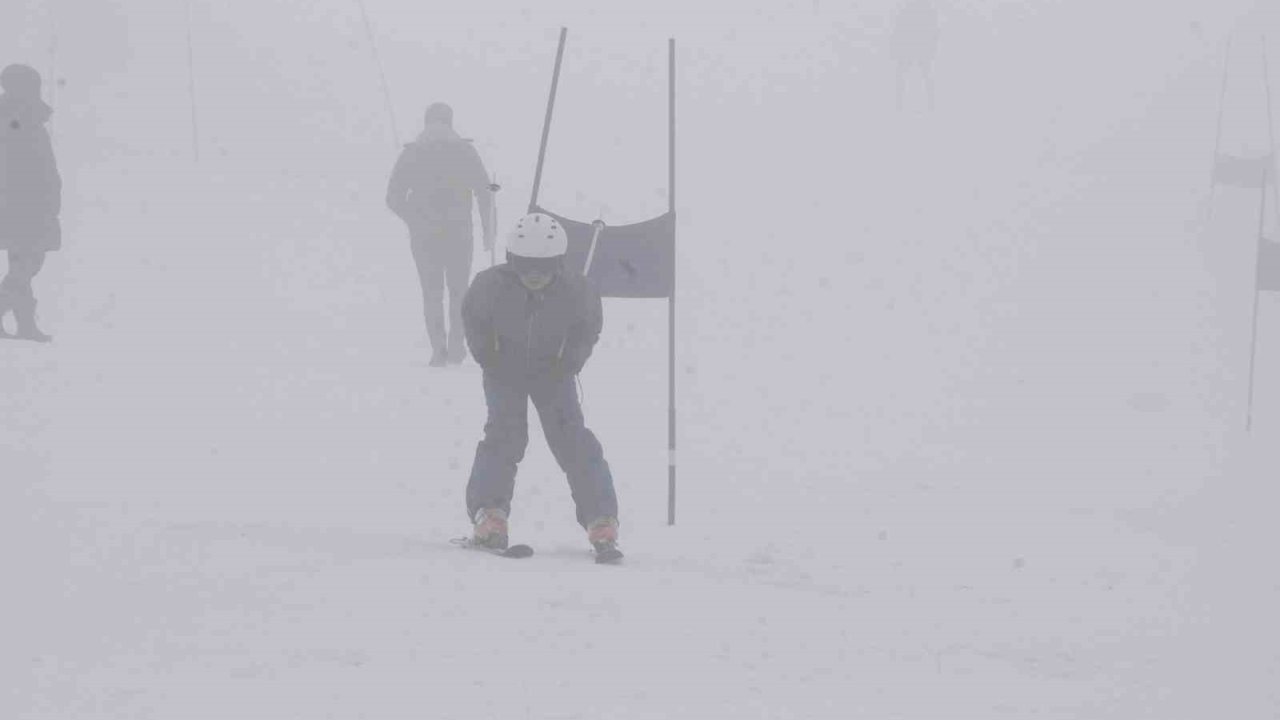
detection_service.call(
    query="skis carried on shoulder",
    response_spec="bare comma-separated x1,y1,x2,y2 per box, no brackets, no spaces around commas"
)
450,537,535,559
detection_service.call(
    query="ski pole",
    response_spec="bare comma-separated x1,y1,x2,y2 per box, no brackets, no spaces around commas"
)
489,172,501,267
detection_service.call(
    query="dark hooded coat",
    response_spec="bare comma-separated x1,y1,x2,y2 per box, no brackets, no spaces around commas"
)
385,123,490,244
0,82,61,253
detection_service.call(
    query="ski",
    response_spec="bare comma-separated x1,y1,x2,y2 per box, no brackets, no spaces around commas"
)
450,537,534,559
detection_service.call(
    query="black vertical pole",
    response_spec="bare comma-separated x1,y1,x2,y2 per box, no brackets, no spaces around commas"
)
530,28,568,212
186,0,200,161
668,38,678,526
1248,167,1269,432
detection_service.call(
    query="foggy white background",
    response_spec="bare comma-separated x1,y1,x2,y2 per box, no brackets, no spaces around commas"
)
3,0,1279,718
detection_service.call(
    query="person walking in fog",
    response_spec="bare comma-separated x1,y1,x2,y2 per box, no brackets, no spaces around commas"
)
386,102,494,367
0,64,61,342
461,213,622,563
892,0,940,111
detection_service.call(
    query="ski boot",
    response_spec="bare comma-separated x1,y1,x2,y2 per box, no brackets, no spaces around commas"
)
472,507,509,550
587,516,623,564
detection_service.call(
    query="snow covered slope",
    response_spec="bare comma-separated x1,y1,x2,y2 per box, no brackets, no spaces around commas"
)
3,1,1278,718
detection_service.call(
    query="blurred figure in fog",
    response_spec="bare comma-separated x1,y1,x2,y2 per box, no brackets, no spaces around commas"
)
892,0,940,111
0,64,61,342
386,102,495,367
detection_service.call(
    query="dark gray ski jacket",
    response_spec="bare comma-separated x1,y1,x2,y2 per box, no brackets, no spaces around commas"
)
385,123,492,243
461,265,603,382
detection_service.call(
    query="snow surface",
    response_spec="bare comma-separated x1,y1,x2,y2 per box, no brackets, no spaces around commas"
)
3,1,1280,718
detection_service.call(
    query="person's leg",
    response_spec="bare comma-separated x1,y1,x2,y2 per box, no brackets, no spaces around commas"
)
530,374,618,529
444,237,474,363
466,372,530,522
6,251,49,341
409,234,447,362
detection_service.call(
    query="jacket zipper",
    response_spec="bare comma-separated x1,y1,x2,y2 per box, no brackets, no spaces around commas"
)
526,290,538,363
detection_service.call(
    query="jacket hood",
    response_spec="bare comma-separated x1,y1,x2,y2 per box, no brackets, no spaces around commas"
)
414,121,463,146
0,92,53,131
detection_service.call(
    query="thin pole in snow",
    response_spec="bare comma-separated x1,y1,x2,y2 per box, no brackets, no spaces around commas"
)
355,0,400,151
668,37,678,527
186,0,199,162
1262,38,1279,224
530,27,568,212
490,170,500,267
1247,166,1269,432
470,139,501,266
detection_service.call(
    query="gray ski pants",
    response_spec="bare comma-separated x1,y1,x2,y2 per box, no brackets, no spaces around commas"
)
466,371,618,528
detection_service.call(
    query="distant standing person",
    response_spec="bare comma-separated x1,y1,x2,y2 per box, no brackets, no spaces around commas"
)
0,64,61,342
386,102,495,366
892,0,940,111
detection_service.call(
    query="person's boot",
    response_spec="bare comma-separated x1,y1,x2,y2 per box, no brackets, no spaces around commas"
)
12,297,51,343
446,330,468,365
426,316,448,367
586,516,621,559
0,288,11,337
472,507,509,550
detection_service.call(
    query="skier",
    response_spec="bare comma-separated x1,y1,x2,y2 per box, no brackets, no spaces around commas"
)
0,64,61,342
386,102,495,366
461,212,621,560
892,0,940,111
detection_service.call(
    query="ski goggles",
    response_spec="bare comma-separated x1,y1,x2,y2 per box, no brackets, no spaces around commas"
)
507,253,564,275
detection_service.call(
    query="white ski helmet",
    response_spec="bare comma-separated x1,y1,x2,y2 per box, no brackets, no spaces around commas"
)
507,213,568,259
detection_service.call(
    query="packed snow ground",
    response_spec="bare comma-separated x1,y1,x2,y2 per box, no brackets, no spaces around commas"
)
4,1,1280,718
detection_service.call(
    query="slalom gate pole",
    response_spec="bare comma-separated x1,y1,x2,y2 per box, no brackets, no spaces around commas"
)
1262,38,1279,225
1247,166,1269,432
530,27,567,212
668,37,678,526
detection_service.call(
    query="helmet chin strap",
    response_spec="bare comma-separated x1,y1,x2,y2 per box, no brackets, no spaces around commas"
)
518,271,555,290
